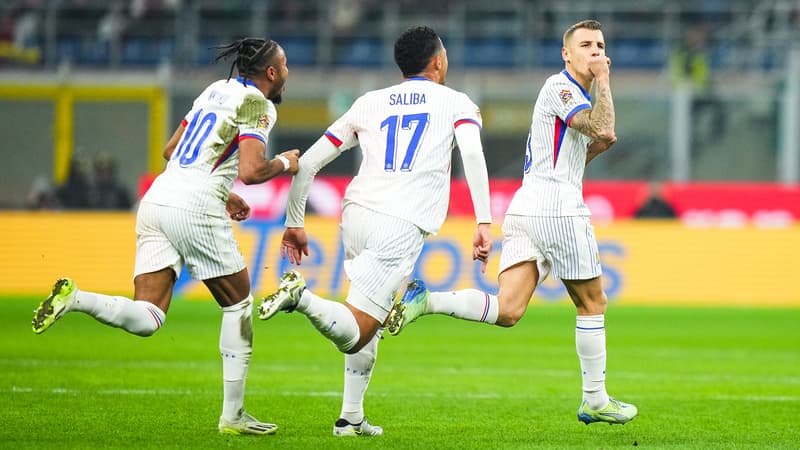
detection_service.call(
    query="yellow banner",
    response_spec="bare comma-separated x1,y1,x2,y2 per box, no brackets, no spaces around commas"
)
2,213,798,306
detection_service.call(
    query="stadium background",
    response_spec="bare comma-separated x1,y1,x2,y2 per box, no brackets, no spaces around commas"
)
1,0,799,307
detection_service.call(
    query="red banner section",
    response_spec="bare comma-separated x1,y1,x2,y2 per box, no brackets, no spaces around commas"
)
662,182,800,227
139,175,800,226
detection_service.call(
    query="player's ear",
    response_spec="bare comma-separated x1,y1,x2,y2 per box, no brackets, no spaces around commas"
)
433,53,443,71
265,66,276,81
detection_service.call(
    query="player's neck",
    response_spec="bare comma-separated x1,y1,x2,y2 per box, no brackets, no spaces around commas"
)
245,76,272,98
564,67,593,92
407,70,440,84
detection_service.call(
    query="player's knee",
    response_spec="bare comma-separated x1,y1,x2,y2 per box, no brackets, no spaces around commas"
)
337,330,362,353
495,294,527,327
343,342,363,354
579,291,608,315
127,300,166,337
130,322,161,337
496,306,525,327
345,343,375,364
496,313,522,327
344,327,380,357
342,334,373,354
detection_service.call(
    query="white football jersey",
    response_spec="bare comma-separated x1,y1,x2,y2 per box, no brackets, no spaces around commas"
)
142,78,277,217
506,70,594,217
324,77,482,234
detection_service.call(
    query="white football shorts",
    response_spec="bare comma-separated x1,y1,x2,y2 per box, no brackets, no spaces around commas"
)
340,203,426,322
499,215,601,281
134,201,246,281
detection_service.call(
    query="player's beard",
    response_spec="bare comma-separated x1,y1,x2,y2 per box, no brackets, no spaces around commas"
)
269,77,285,105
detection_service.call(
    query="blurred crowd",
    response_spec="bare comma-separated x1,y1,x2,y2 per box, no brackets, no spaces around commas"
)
3,0,799,70
633,182,677,219
27,153,132,211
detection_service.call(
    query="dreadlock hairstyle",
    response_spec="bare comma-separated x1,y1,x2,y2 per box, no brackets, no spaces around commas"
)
213,38,280,83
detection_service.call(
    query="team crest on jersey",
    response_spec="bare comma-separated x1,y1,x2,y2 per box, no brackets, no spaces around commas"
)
559,89,573,105
257,114,270,129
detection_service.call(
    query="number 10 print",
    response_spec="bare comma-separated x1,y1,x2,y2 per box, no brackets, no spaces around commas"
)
175,109,217,166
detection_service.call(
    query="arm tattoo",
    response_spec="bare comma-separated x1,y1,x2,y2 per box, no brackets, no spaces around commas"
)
585,140,611,166
569,80,615,142
569,109,594,137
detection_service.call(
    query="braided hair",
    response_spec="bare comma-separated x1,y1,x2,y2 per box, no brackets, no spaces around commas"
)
213,38,280,84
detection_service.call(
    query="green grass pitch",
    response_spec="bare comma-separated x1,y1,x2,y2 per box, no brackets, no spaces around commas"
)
1,296,798,449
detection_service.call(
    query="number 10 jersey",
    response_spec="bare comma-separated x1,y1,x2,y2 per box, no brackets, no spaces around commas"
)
143,78,277,218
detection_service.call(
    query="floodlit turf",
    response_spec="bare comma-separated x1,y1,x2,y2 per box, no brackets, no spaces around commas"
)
1,296,798,449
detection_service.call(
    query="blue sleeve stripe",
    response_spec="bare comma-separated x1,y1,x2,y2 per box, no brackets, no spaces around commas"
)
565,103,591,126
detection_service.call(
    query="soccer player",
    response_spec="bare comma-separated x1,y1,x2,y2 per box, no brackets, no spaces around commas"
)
257,26,492,436
31,38,300,435
387,20,638,425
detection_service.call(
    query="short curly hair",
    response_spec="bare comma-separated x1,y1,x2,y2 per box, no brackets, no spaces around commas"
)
394,26,443,78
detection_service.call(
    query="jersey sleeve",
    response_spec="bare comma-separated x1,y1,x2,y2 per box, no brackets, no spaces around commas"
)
181,88,207,126
547,80,591,126
453,93,483,130
236,93,276,146
182,105,195,126
323,97,362,150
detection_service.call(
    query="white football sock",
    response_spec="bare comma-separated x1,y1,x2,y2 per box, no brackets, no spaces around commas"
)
71,290,165,336
220,296,253,420
296,289,360,352
426,290,498,324
340,328,381,424
576,314,610,409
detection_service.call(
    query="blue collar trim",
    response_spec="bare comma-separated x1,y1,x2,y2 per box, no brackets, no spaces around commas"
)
561,70,591,101
236,77,257,88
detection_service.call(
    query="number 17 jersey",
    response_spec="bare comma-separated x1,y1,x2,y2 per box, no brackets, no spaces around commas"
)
323,77,482,234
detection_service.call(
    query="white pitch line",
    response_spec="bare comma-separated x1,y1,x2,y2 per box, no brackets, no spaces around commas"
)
0,358,323,372
6,386,503,399
6,386,799,402
710,394,800,402
5,358,800,385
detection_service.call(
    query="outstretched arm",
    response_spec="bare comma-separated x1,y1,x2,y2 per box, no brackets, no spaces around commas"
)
282,135,342,264
454,123,492,224
455,123,493,272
